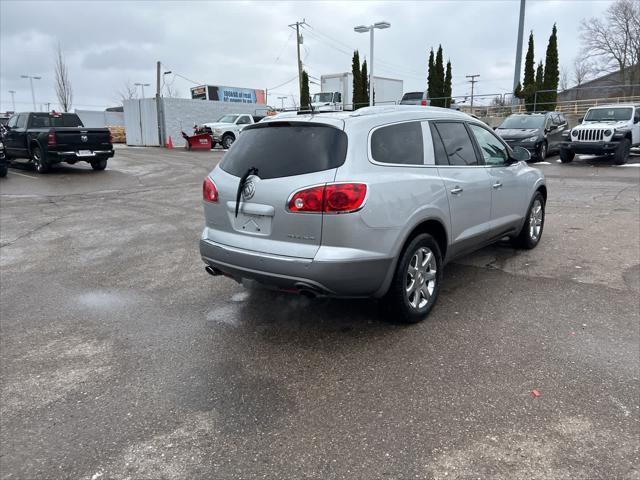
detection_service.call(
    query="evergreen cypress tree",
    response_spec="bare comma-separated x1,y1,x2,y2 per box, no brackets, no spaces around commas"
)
361,59,369,105
535,61,545,111
434,45,445,107
352,50,362,109
444,60,452,107
542,24,559,110
427,48,435,104
514,82,523,99
523,32,536,112
300,70,310,109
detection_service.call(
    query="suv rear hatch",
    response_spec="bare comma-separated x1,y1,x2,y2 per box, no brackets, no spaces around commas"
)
203,121,347,259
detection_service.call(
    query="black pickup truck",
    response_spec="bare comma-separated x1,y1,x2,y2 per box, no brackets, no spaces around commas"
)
2,112,114,173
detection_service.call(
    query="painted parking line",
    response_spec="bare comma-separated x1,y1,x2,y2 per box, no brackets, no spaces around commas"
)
8,170,39,179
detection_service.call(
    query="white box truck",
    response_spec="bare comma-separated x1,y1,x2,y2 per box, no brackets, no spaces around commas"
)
311,73,403,111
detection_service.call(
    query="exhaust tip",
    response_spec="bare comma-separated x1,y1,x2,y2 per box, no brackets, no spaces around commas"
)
205,265,222,277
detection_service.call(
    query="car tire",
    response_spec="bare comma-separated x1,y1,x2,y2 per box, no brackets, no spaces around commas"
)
560,148,574,163
31,145,50,173
0,164,7,178
91,159,107,171
537,141,547,161
512,191,545,249
614,138,630,165
384,233,443,324
222,134,235,149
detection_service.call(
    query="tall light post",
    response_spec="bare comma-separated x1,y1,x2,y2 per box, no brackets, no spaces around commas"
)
135,82,151,99
8,90,16,111
354,21,391,107
21,75,41,110
277,96,287,110
162,71,172,96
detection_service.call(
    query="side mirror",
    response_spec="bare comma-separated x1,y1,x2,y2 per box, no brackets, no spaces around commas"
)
578,117,584,123
634,115,640,124
511,146,531,163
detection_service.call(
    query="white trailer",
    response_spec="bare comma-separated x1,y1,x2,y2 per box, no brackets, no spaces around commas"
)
311,73,403,111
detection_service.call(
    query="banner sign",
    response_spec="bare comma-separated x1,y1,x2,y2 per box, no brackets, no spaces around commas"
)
191,85,266,104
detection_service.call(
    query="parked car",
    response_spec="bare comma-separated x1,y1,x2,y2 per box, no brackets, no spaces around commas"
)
400,91,429,106
559,104,640,164
0,138,8,178
199,106,546,323
495,112,568,161
2,112,114,173
202,114,264,149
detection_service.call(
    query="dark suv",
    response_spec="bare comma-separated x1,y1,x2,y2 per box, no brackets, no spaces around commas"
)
495,112,568,161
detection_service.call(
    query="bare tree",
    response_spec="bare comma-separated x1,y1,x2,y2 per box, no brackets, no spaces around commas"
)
54,43,73,112
116,80,138,104
559,65,570,91
571,56,595,100
580,0,640,86
163,81,180,98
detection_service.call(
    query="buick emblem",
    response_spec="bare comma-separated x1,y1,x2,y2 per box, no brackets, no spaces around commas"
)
242,179,256,200
81,135,88,143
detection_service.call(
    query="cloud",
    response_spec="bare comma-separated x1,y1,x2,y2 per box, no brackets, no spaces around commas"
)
0,0,612,111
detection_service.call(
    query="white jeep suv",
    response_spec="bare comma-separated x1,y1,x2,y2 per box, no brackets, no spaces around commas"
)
560,104,640,164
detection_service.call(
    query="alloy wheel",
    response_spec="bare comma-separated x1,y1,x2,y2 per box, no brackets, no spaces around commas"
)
529,199,543,241
405,247,437,310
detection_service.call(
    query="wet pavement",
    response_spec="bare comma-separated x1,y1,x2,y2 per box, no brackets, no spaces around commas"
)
1,147,639,479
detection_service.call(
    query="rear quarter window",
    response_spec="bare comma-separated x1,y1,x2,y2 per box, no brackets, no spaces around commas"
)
370,122,424,165
220,122,348,179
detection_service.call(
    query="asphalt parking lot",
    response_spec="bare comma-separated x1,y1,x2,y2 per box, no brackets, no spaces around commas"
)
1,146,639,479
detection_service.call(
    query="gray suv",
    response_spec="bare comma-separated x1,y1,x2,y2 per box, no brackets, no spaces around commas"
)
200,106,546,323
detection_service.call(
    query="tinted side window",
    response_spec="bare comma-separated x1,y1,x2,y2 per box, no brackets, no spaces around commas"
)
434,122,478,166
429,122,449,166
16,115,27,128
371,122,423,165
469,124,508,166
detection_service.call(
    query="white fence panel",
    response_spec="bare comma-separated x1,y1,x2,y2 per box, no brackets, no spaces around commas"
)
123,99,159,146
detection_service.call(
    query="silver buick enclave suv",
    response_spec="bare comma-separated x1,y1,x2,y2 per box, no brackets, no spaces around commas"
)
200,106,546,323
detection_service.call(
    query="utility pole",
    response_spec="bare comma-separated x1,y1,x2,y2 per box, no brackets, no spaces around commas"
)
289,19,306,107
8,90,16,111
513,0,526,99
156,61,164,147
277,96,287,110
466,74,480,115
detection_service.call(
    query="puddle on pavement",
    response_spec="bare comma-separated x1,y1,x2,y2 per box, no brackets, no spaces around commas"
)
76,291,131,309
206,303,241,326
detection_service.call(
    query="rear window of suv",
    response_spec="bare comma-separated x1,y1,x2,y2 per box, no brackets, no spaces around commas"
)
219,122,348,179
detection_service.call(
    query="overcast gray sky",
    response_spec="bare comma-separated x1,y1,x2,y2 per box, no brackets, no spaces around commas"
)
0,0,612,112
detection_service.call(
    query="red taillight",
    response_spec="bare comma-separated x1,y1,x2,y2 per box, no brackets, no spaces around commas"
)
288,183,367,213
203,177,218,202
108,130,113,144
421,99,427,106
47,129,56,147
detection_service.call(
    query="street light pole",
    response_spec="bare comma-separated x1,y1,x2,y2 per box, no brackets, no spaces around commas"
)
354,21,390,107
135,82,151,99
21,75,41,110
8,90,16,111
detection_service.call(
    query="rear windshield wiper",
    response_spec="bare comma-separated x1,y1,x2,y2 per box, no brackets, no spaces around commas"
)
235,167,259,217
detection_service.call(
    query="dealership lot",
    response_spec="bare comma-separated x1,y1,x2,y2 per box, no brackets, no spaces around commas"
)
0,147,638,479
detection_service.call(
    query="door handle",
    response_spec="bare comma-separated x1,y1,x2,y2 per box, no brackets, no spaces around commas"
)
492,182,503,189
450,186,463,195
